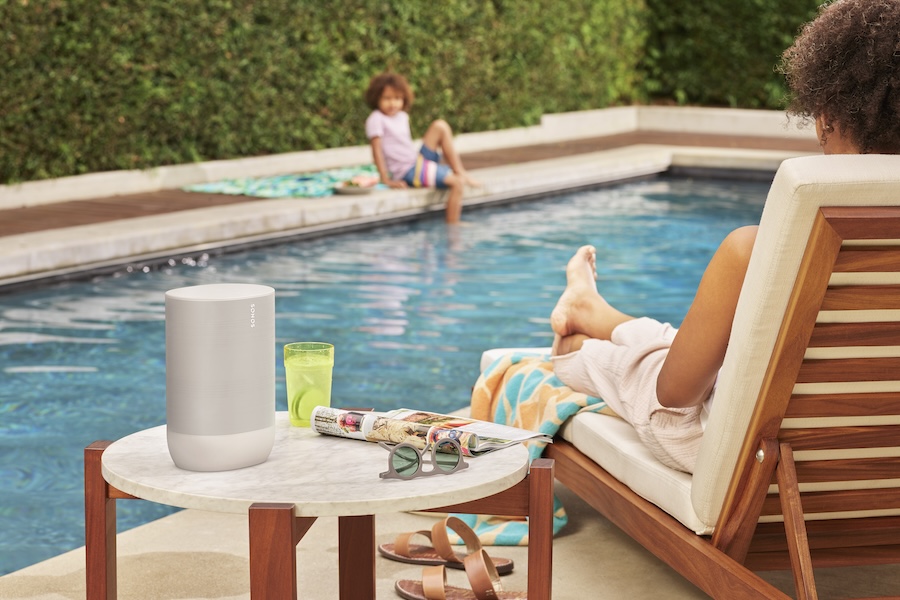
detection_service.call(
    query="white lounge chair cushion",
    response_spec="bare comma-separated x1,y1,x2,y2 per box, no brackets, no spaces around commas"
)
480,347,708,534
559,411,709,534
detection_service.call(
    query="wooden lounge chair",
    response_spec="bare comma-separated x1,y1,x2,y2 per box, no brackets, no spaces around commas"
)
485,155,900,599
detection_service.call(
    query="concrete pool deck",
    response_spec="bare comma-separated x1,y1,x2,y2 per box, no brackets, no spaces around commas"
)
5,106,899,598
0,106,821,288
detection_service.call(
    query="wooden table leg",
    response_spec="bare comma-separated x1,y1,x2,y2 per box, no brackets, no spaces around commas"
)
249,503,316,599
338,515,376,600
85,441,117,600
528,458,554,600
425,458,556,600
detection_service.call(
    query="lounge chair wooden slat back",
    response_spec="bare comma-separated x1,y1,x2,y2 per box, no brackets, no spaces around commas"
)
718,204,900,586
834,248,900,272
712,210,843,560
792,458,900,483
779,426,900,451
761,487,900,515
786,392,900,417
747,521,900,570
798,357,900,382
821,206,900,238
821,286,900,309
808,322,900,348
750,517,900,553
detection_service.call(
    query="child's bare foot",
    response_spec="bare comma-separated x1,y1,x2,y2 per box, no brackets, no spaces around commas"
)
550,245,600,338
461,173,481,188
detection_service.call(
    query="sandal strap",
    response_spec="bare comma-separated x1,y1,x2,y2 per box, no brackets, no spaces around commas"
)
422,565,447,600
395,529,434,559
463,549,502,600
431,516,482,565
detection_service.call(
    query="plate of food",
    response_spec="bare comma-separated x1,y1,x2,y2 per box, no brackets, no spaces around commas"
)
334,175,380,195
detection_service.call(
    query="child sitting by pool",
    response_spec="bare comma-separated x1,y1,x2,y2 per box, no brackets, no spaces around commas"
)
364,72,479,224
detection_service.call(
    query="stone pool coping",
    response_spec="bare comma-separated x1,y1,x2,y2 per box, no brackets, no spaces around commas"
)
0,106,817,287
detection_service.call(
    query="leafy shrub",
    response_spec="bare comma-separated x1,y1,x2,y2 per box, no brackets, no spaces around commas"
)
0,0,647,183
640,0,824,108
0,0,828,185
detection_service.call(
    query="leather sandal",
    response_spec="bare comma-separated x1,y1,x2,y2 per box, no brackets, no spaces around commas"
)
379,515,514,575
395,549,527,599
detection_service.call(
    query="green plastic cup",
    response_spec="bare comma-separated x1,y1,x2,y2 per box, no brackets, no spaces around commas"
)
284,342,334,427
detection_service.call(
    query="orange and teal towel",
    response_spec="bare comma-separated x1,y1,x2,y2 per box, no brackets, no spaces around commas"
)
450,352,614,546
183,164,382,198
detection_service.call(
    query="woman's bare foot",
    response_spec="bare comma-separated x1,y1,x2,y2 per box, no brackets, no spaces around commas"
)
550,246,599,338
550,245,634,342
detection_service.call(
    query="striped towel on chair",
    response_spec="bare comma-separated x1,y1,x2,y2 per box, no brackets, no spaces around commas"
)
449,352,614,546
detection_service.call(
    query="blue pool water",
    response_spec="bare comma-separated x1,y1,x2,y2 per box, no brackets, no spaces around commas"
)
0,176,768,575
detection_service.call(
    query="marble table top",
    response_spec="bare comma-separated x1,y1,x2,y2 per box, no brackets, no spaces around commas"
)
101,412,530,517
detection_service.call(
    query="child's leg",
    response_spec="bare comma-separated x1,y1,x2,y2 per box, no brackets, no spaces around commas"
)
421,119,479,186
442,173,464,224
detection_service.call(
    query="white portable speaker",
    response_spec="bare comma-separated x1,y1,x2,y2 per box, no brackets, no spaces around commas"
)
165,283,276,471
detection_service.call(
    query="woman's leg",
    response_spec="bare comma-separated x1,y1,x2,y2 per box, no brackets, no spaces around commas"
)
421,119,479,186
550,227,757,409
550,245,635,353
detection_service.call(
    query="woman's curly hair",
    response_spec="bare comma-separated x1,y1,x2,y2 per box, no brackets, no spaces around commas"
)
780,0,900,153
364,72,414,111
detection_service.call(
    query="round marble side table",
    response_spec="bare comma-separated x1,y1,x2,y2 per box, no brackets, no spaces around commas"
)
85,412,555,599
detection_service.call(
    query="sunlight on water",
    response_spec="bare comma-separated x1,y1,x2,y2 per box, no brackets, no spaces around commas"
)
0,177,768,574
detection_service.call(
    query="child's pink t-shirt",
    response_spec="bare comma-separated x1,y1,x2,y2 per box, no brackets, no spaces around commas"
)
365,110,418,179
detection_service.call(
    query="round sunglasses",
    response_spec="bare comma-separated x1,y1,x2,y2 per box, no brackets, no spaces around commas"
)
378,438,469,480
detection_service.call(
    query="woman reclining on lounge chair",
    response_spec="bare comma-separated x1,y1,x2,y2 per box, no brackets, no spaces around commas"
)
550,0,900,473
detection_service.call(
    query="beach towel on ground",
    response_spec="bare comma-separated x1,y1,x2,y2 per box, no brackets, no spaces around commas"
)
449,352,615,546
183,165,382,198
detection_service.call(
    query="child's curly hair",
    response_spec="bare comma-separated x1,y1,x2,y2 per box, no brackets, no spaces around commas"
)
780,0,900,153
364,72,414,111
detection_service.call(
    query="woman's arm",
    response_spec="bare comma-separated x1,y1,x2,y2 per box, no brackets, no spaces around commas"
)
656,226,757,408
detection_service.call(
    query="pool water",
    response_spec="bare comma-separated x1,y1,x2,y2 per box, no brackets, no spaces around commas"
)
0,176,768,575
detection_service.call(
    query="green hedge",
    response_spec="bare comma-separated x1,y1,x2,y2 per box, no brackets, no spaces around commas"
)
641,0,823,107
0,0,647,184
1,0,826,185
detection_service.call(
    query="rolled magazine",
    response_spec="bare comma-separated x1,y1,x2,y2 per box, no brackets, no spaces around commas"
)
310,406,551,456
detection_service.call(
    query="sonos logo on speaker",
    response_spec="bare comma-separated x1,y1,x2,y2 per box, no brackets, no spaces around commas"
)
250,303,256,328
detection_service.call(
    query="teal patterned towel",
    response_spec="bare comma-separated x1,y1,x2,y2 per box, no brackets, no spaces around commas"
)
183,164,382,198
449,352,613,546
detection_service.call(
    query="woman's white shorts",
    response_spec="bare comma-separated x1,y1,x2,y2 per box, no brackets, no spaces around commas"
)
551,317,707,473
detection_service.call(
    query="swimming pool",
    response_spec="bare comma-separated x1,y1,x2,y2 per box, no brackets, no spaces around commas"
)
0,176,768,575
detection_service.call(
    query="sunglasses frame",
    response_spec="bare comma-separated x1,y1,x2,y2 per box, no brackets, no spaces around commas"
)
378,437,469,480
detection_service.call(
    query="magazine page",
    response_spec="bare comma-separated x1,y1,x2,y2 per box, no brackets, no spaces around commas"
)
310,406,381,441
366,414,434,449
385,408,552,455
311,406,552,456
310,407,441,449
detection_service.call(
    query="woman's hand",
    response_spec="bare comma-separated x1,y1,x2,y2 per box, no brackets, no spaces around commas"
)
384,179,408,189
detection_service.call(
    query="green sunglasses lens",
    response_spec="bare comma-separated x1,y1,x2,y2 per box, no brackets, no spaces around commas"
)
392,446,420,477
434,440,462,473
